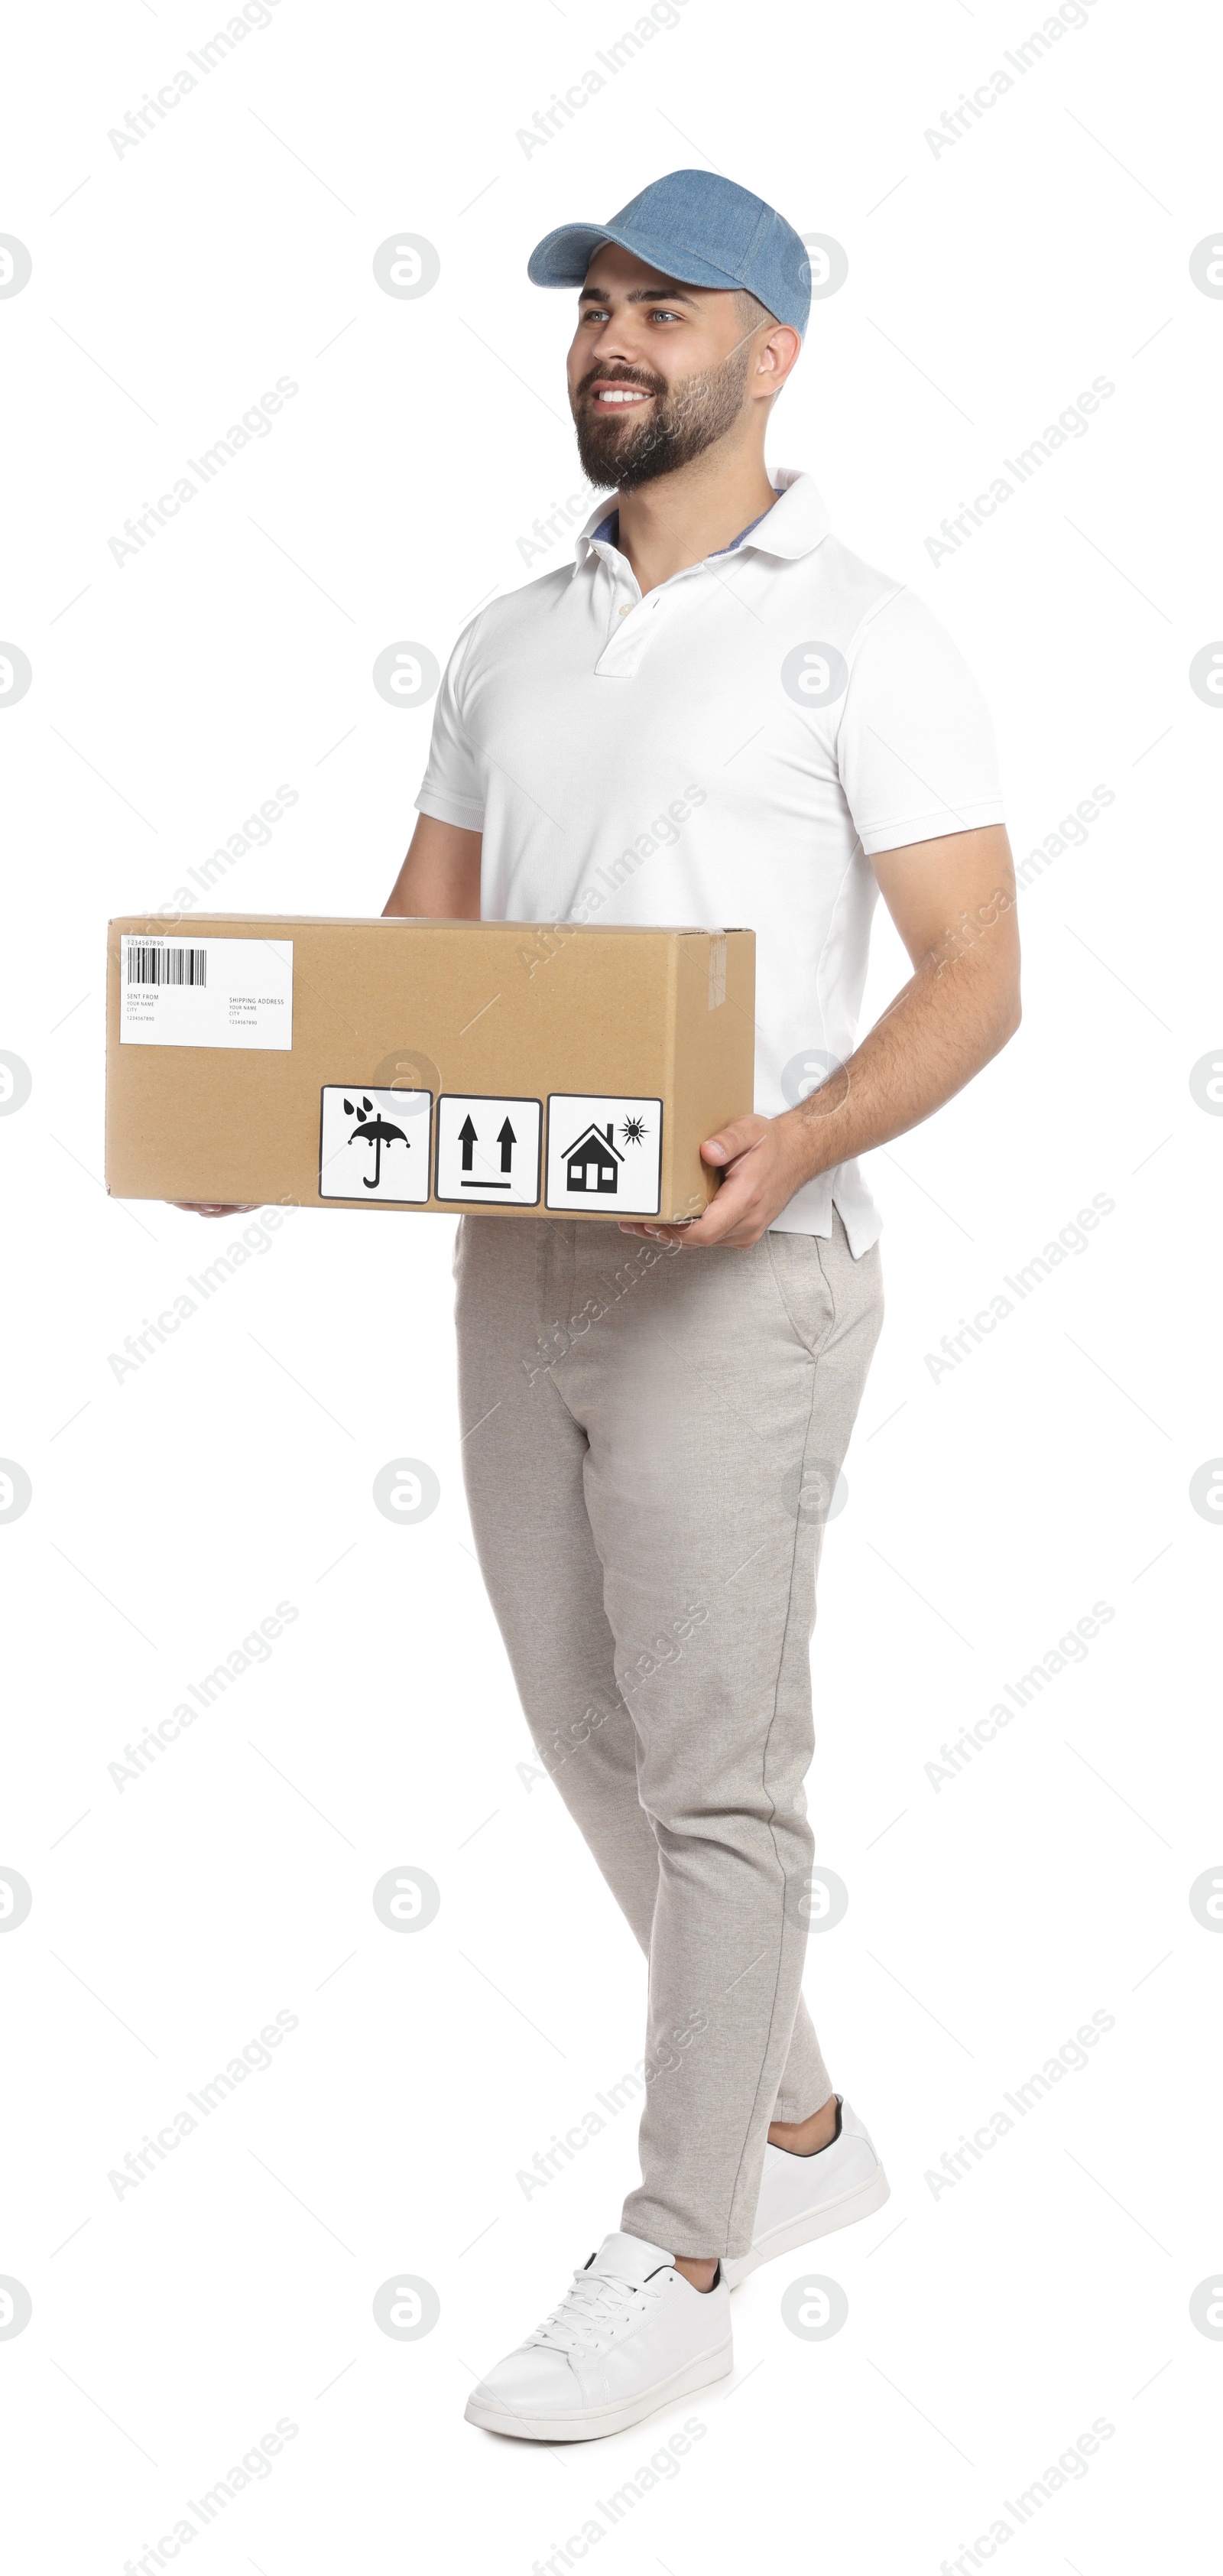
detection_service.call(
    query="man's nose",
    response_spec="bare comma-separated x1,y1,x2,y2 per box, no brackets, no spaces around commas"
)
586,317,642,367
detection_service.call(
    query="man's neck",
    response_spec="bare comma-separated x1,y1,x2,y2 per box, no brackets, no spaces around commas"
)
613,450,779,595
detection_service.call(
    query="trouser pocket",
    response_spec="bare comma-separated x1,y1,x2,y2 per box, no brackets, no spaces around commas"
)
765,1229,837,1359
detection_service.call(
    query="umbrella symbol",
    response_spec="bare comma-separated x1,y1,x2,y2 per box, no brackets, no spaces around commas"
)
344,1094,409,1190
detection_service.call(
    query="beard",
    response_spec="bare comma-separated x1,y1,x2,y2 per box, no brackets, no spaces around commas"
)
571,339,753,491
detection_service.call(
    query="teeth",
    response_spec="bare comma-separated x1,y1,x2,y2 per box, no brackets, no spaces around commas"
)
599,389,646,403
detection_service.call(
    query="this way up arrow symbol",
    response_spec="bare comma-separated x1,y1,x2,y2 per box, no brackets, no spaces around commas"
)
459,1113,478,1172
497,1116,516,1174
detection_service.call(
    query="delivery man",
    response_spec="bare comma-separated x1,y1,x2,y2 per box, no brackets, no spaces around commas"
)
187,169,1020,2442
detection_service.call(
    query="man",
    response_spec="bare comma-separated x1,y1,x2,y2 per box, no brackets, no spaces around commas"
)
190,170,1020,2442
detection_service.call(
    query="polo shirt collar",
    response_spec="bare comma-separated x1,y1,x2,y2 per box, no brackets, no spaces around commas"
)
572,466,830,576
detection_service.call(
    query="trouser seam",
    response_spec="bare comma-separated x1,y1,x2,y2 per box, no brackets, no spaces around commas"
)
720,1241,843,2250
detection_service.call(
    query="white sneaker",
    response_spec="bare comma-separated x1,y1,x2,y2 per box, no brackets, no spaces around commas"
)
464,2230,733,2441
722,2097,890,2289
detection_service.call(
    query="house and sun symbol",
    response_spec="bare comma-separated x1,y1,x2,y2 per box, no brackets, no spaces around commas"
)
563,1113,650,1196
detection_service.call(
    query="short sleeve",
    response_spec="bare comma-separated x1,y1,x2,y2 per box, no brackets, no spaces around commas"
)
414,623,485,831
836,588,1004,859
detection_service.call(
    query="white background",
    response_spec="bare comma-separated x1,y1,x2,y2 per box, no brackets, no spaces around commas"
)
2,0,1220,2568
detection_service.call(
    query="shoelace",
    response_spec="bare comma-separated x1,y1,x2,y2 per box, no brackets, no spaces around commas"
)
528,2263,667,2355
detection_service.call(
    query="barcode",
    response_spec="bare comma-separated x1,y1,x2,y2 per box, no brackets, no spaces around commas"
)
126,944,207,989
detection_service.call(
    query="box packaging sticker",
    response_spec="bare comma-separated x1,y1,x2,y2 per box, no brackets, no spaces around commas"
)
320,1086,432,1202
120,934,294,1051
545,1096,663,1215
435,1095,543,1205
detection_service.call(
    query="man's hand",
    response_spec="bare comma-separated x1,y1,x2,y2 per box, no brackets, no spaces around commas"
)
618,1114,811,1250
174,1204,258,1217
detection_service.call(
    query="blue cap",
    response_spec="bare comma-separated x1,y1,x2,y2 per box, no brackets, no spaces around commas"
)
527,168,811,339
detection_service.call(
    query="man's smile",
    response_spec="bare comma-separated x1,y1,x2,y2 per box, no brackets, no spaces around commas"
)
581,373,661,413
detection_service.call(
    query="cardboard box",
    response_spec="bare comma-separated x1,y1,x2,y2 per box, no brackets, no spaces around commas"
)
105,914,755,1221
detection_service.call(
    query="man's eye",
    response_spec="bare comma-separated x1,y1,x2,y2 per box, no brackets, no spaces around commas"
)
650,308,683,323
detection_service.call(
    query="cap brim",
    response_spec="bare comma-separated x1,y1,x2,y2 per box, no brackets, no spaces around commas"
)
527,219,745,296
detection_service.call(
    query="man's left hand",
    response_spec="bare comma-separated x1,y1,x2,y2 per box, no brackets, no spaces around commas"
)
618,1113,812,1250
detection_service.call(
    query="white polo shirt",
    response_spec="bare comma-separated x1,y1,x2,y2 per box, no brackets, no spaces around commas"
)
415,467,1004,1249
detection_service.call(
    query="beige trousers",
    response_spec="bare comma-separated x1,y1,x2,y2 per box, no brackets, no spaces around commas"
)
453,1208,883,2257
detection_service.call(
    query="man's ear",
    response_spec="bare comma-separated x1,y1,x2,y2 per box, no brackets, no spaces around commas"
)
753,324,802,399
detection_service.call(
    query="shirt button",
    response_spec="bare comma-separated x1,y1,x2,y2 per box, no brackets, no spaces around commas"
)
618,605,631,618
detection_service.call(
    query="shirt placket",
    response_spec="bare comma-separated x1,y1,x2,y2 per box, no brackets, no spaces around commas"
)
590,548,712,680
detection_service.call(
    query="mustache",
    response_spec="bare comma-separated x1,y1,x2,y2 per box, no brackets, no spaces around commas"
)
574,363,667,401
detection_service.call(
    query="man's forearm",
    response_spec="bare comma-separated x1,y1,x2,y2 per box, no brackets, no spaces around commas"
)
383,814,482,919
780,937,1022,1187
